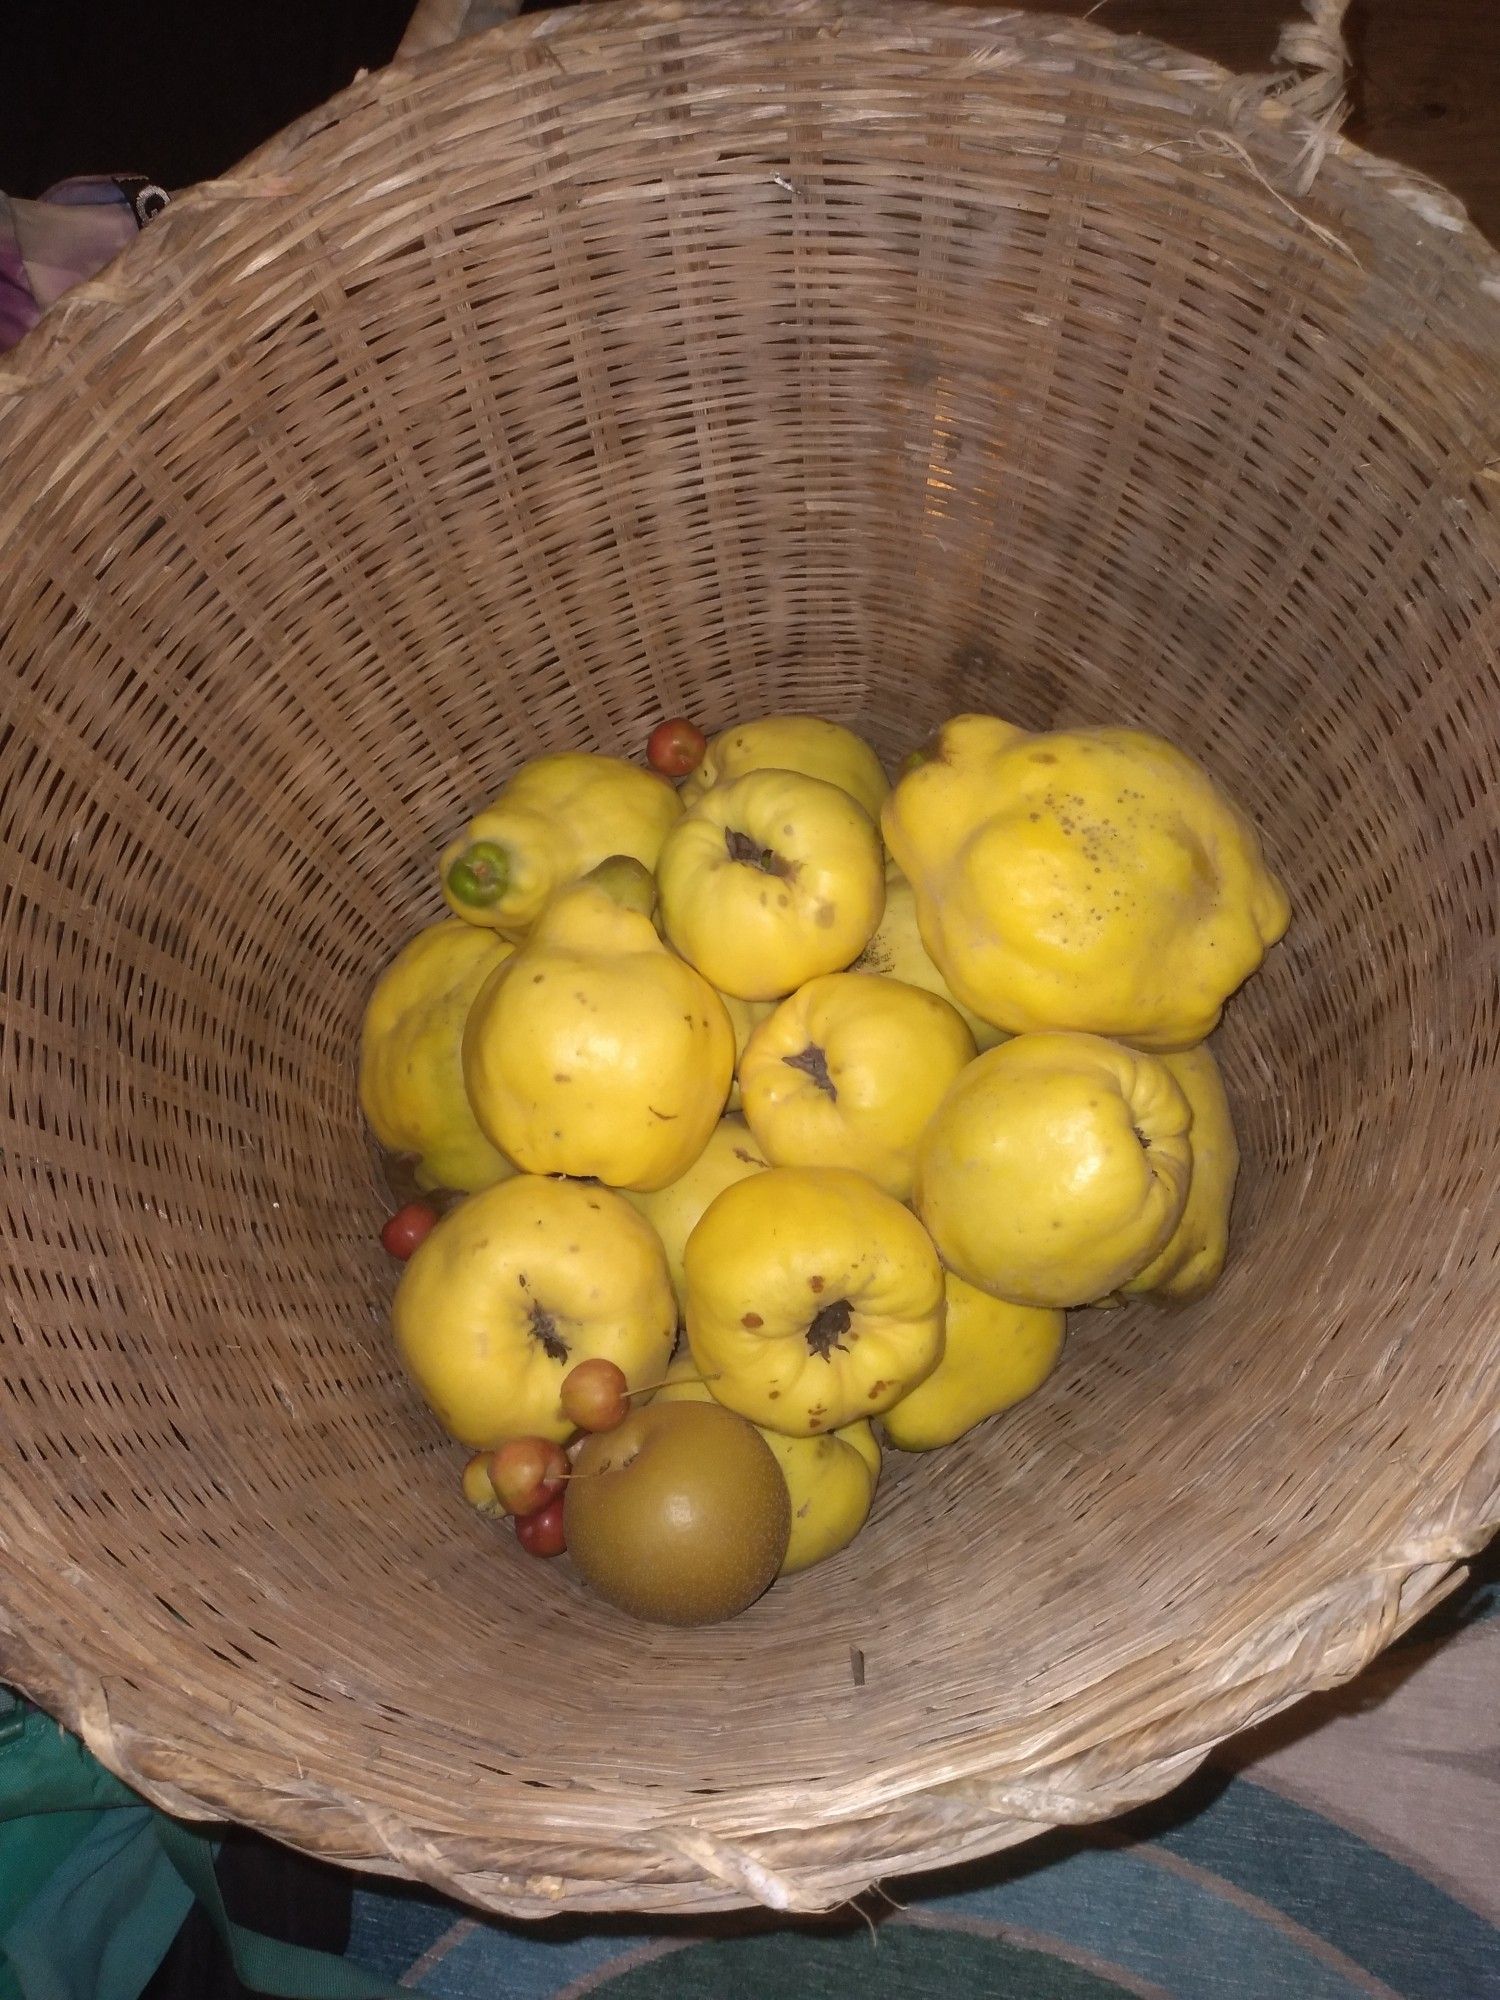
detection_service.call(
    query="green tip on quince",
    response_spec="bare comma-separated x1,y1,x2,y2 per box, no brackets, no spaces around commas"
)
897,738,940,779
584,854,658,918
446,840,511,909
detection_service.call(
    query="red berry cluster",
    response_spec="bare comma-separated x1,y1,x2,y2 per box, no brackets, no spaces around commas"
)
462,1360,634,1561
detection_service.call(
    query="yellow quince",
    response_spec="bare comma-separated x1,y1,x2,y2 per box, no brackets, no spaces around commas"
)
883,714,1290,1048
358,919,517,1193
853,870,1006,1051
739,972,975,1200
657,769,885,999
914,1032,1192,1308
462,861,734,1190
622,1114,770,1303
683,1165,944,1434
655,1352,880,1574
1110,1043,1240,1304
680,714,890,822
393,1176,676,1447
441,751,681,936
883,1274,1065,1450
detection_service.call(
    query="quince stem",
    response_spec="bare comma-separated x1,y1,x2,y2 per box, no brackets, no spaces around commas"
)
447,840,511,909
724,827,794,878
806,1298,854,1359
783,1044,836,1100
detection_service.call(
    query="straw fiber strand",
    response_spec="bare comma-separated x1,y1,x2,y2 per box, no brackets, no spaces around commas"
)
0,0,1496,1919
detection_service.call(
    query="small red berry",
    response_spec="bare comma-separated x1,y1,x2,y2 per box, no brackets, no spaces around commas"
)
515,1495,567,1558
381,1201,438,1259
561,1359,631,1433
647,718,708,779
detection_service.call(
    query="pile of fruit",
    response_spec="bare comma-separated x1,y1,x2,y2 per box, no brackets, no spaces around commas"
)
360,710,1289,1624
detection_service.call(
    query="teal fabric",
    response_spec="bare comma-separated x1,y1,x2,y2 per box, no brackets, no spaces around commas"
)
0,1806,101,1964
0,1695,185,2000
153,1822,415,2000
3,1807,194,2000
0,1692,410,2000
0,1697,139,1818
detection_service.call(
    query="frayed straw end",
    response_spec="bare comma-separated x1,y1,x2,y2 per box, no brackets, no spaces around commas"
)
1266,0,1352,194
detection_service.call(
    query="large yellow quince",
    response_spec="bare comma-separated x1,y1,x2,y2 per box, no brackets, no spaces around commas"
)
462,862,733,1190
882,1274,1065,1450
657,769,884,1000
683,1165,944,1435
358,919,516,1193
440,751,681,936
655,1352,880,1574
914,1032,1192,1308
883,715,1290,1048
680,714,890,822
393,1176,676,1447
738,972,975,1200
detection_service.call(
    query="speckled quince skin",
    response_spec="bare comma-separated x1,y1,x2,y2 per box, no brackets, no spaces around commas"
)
914,1031,1192,1309
440,751,681,936
738,971,974,1200
883,714,1289,1049
358,918,516,1194
393,1175,676,1448
683,1164,944,1435
657,768,885,1001
462,865,734,1191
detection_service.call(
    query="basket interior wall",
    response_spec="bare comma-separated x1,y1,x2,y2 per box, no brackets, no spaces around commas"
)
0,7,1496,1908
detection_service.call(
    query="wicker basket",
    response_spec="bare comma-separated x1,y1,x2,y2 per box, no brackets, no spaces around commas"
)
0,0,1496,1921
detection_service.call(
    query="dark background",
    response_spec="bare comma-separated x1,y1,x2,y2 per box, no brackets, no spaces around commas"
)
1,0,417,198
1,1,1497,242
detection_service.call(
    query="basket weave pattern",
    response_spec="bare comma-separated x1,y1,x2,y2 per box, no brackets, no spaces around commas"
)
0,1,1496,1918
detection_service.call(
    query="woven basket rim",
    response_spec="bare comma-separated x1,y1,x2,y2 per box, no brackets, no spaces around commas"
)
0,0,1498,420
0,0,1496,1919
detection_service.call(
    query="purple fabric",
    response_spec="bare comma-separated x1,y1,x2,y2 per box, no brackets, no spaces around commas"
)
0,175,168,356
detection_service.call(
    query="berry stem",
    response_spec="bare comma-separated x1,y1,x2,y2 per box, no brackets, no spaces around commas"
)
626,1369,722,1399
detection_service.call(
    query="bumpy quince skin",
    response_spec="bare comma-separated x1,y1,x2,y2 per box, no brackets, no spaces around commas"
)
1108,1043,1239,1304
914,1032,1192,1308
883,715,1290,1048
359,919,517,1193
441,751,681,935
739,972,975,1200
393,1176,676,1447
679,714,891,822
854,869,1006,1051
883,1273,1064,1450
622,1113,769,1302
655,1352,880,1574
462,865,734,1190
683,1165,944,1434
657,769,884,1000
